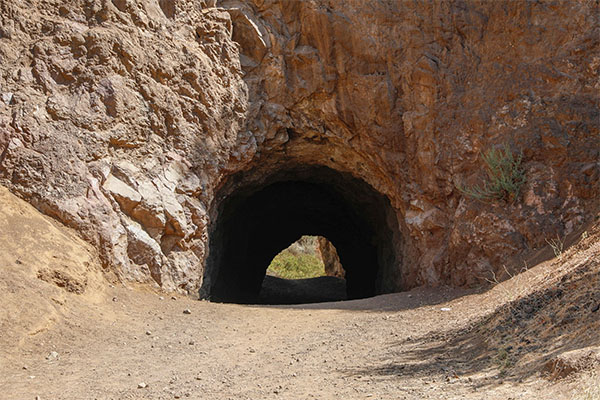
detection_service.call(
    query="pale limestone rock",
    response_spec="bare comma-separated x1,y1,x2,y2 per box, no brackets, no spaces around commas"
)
1,92,13,105
132,181,167,229
163,196,188,237
176,172,203,196
102,175,141,213
124,218,164,284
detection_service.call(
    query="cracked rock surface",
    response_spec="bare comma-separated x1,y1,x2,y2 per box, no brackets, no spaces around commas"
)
0,0,598,294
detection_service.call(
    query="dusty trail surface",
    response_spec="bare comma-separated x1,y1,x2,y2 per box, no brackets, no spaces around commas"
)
0,287,553,399
1,186,599,399
2,284,597,400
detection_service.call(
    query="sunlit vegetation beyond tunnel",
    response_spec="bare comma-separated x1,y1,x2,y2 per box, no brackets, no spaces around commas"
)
266,236,328,280
201,166,404,304
259,235,348,304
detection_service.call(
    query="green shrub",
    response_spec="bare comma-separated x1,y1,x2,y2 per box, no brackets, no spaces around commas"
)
459,143,526,203
267,250,325,279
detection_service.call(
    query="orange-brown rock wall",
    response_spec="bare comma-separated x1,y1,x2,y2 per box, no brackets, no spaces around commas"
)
223,0,599,288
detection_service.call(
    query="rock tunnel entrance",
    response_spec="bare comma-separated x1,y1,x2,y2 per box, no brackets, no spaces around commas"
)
201,166,402,304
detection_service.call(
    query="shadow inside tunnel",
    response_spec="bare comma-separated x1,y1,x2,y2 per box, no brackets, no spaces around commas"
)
257,281,480,312
256,274,348,305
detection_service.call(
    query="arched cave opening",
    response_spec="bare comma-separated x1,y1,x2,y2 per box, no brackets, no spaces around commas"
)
201,165,402,304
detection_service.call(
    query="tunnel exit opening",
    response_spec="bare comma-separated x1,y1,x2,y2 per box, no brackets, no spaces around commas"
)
260,235,347,304
201,165,403,304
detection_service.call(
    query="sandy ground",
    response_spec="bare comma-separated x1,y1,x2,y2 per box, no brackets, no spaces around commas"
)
1,186,599,400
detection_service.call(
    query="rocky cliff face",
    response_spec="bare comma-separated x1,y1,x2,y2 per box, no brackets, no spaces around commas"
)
1,0,598,295
0,0,248,291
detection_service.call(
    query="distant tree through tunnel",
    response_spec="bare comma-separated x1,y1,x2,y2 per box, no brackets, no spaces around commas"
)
201,165,403,304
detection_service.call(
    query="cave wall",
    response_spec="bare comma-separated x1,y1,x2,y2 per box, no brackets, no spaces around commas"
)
0,0,598,293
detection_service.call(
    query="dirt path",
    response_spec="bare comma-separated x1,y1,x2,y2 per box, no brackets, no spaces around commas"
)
1,282,593,400
1,186,598,400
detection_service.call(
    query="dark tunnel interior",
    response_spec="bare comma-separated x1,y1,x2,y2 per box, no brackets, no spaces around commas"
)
201,166,401,304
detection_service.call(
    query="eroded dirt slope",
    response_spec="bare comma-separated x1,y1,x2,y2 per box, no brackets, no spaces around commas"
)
0,185,107,353
1,188,599,399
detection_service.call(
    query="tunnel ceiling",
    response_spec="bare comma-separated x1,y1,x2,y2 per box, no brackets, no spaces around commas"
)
202,165,402,303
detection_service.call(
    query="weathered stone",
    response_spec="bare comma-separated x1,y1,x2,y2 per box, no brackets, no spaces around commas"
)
1,92,13,105
223,4,270,64
124,218,164,284
162,191,188,237
176,172,203,196
0,0,597,295
131,181,167,230
316,237,344,279
102,175,141,214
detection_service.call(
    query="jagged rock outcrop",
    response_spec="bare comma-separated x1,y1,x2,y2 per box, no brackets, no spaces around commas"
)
317,237,344,279
0,0,248,291
0,0,598,295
